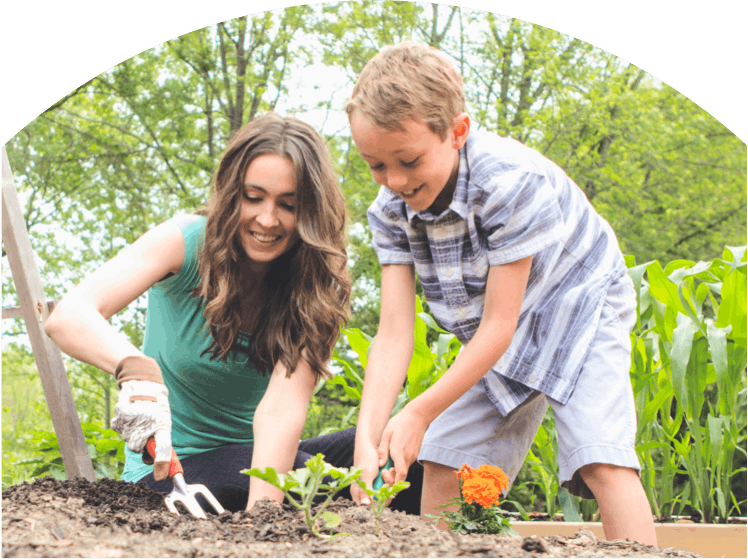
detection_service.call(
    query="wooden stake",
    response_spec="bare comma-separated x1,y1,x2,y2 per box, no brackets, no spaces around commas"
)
2,146,96,481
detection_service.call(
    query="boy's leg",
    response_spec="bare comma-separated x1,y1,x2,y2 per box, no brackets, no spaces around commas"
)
552,274,657,546
419,381,549,526
578,463,656,544
421,461,461,529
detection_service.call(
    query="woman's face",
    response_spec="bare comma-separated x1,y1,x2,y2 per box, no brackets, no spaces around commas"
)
239,153,299,265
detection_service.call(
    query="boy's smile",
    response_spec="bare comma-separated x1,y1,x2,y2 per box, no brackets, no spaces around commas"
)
350,112,469,214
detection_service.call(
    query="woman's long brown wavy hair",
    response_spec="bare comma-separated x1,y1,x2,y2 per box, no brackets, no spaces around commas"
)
195,113,350,380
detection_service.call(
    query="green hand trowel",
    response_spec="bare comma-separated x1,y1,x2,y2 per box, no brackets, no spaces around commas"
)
372,458,394,492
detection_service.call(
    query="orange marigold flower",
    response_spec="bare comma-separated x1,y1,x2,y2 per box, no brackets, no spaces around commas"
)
456,464,473,482
462,477,500,508
455,464,509,509
474,464,509,492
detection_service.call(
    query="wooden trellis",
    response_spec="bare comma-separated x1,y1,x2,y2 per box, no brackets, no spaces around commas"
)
2,146,96,481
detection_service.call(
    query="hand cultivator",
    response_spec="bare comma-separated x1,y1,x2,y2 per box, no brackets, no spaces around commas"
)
145,438,224,519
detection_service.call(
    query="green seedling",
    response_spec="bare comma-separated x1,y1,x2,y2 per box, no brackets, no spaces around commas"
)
242,453,362,540
355,462,410,536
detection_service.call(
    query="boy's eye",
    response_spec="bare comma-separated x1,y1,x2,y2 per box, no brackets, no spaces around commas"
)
369,163,385,172
402,157,420,168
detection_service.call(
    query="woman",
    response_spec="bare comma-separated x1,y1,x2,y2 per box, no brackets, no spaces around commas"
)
44,113,423,513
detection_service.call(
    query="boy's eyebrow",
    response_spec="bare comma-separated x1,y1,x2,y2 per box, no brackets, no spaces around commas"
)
244,183,296,198
360,147,419,157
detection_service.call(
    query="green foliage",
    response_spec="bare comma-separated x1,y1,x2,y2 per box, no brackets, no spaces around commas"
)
11,424,125,483
517,246,746,522
630,246,747,522
435,497,518,536
242,453,362,540
2,344,55,487
327,296,461,423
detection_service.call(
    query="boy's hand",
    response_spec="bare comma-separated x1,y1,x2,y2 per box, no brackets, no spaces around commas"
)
351,442,382,505
377,404,428,485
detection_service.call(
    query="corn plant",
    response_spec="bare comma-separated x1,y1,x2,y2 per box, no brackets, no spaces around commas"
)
629,246,747,522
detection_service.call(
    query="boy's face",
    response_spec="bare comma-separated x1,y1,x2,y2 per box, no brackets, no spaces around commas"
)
350,111,469,213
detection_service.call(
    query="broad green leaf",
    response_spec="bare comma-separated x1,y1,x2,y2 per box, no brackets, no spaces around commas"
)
664,260,696,276
326,374,362,401
345,329,373,370
320,511,342,528
670,320,698,405
647,262,687,316
706,322,730,415
242,466,293,492
417,312,449,333
637,385,673,434
717,267,747,340
406,340,435,400
635,441,669,453
331,352,364,387
559,487,582,522
723,245,748,273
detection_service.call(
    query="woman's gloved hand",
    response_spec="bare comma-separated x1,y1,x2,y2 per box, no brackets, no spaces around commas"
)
110,355,172,481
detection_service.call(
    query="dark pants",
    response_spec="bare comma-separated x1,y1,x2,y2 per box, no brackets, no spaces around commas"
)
141,427,423,515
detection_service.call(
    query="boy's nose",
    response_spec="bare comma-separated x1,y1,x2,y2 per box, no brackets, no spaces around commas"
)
387,169,408,190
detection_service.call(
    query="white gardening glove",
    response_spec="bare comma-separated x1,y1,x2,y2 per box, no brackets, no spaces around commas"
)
110,355,173,481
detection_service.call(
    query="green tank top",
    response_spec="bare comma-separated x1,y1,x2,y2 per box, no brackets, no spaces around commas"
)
121,214,270,482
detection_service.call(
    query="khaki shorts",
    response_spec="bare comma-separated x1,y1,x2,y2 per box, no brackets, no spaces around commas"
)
418,273,640,499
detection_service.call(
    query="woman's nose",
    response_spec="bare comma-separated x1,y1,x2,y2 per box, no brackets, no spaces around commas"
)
256,204,280,228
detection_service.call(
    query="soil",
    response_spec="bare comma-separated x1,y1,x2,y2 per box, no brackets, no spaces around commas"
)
2,477,702,558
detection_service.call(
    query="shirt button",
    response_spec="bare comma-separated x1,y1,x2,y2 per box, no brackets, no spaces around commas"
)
445,267,454,278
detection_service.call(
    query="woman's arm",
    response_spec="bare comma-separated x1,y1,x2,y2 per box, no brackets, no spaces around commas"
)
44,220,186,374
247,356,318,510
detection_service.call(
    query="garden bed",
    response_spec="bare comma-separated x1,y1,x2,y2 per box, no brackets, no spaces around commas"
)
2,477,704,558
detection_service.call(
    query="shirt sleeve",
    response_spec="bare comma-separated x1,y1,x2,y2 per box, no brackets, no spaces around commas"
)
481,170,568,266
367,187,414,266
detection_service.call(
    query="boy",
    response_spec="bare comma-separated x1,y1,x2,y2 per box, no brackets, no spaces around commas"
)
346,41,657,546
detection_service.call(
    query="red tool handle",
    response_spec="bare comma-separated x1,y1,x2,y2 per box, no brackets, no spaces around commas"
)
145,437,183,479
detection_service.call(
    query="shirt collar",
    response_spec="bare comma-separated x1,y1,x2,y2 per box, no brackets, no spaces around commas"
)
405,141,470,227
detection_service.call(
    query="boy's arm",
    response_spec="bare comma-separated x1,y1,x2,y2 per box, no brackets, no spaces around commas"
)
247,356,318,510
351,264,416,505
379,256,533,483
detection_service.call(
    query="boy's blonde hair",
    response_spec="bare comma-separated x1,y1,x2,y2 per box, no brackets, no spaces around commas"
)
346,41,466,141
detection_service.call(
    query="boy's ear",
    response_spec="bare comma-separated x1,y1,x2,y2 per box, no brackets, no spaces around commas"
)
451,113,470,149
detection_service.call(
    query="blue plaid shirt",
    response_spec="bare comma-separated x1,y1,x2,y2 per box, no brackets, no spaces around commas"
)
368,128,628,416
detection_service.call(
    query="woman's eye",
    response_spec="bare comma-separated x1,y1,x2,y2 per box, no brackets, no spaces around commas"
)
244,194,261,202
281,203,296,212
